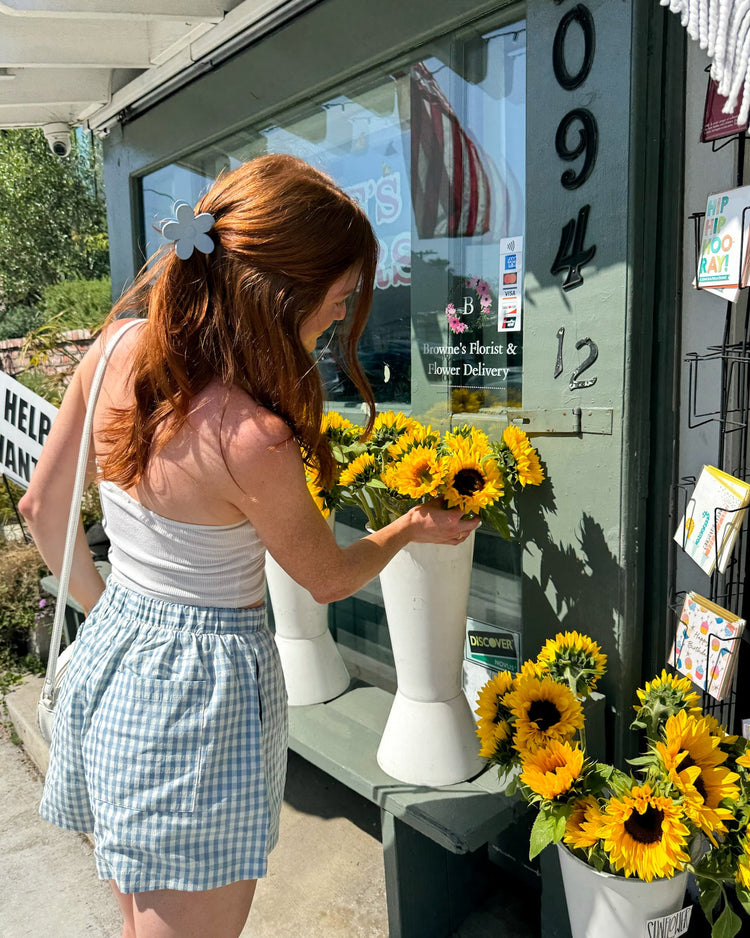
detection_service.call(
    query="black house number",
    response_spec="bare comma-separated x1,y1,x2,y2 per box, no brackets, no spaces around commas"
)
550,3,598,291
551,2,600,390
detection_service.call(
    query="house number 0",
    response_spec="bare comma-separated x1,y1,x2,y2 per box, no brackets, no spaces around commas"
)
551,2,599,390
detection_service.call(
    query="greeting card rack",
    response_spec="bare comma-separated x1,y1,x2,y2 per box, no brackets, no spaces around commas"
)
669,138,750,731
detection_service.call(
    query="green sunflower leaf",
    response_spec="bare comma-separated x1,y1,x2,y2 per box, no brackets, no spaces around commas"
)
696,876,722,919
712,896,742,938
736,883,750,917
529,809,557,860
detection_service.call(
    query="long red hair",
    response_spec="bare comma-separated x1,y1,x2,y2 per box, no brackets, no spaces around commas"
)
100,154,378,489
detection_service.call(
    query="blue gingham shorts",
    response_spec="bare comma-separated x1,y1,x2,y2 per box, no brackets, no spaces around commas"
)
40,579,288,894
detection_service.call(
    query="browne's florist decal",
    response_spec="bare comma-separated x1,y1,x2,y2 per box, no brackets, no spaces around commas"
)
446,276,494,335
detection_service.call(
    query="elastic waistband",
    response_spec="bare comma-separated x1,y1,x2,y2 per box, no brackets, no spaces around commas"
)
101,577,268,635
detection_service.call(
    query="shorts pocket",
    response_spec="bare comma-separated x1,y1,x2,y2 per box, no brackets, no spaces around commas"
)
85,669,208,814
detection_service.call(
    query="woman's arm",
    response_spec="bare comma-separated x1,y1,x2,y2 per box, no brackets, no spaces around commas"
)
222,400,480,605
18,339,109,614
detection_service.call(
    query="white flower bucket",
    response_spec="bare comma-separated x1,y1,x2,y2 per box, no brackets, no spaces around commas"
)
376,531,484,786
557,843,689,938
266,515,350,706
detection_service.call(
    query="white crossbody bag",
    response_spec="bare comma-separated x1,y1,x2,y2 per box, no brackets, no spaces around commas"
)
38,319,143,745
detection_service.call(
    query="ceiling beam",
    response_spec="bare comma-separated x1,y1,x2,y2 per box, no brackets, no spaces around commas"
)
0,1,225,20
0,68,110,105
0,103,90,125
0,19,189,67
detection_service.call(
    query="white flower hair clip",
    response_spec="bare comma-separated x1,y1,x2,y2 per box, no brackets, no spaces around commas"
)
161,201,215,260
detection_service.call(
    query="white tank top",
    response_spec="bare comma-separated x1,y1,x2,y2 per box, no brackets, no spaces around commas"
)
99,479,266,607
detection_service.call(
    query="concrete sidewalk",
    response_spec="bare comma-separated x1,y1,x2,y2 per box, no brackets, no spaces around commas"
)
3,675,541,938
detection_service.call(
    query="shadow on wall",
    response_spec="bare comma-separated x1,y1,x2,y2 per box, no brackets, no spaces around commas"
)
514,471,624,764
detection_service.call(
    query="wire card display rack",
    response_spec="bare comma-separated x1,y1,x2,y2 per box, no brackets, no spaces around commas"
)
668,167,750,733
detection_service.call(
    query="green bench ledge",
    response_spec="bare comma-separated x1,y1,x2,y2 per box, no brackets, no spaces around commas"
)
287,681,520,938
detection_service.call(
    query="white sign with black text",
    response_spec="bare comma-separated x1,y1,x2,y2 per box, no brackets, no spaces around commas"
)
0,372,57,488
645,905,692,938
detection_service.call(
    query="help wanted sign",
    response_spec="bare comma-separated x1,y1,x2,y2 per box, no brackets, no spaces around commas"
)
0,372,57,488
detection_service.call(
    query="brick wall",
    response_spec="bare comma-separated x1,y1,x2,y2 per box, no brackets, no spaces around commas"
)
0,329,94,378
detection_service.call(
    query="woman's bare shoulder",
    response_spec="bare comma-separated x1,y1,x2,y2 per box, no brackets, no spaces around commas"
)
197,381,294,454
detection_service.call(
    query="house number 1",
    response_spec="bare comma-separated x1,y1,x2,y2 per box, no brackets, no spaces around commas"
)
554,326,598,389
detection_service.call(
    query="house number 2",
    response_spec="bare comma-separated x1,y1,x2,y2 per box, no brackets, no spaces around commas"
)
554,327,599,390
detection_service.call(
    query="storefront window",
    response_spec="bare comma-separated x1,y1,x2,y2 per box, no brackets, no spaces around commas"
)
140,18,525,416
138,15,526,683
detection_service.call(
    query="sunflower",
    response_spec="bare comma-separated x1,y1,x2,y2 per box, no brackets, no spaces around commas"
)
564,796,604,850
475,670,516,760
339,452,379,488
322,411,360,443
703,712,740,749
501,425,545,487
519,740,584,800
737,825,750,890
451,388,483,414
371,410,418,445
475,669,515,722
655,710,739,842
517,659,545,681
596,783,690,882
737,750,750,773
506,675,584,754
536,631,607,698
306,475,330,518
443,424,492,457
382,445,447,500
632,670,703,739
476,713,513,760
442,449,504,515
387,424,439,460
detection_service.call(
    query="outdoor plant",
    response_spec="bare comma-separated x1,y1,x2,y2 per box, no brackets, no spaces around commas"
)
0,539,52,686
475,634,750,937
305,409,544,536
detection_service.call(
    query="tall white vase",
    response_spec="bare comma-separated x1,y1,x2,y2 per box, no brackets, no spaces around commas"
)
557,844,689,938
266,516,350,706
376,530,484,786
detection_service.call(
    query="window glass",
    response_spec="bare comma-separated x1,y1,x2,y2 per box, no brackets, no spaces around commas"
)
140,19,525,416
138,16,526,684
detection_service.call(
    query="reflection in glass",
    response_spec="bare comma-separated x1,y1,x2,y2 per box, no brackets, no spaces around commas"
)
139,20,525,417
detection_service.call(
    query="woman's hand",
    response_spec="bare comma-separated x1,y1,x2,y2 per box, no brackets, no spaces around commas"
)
404,500,481,545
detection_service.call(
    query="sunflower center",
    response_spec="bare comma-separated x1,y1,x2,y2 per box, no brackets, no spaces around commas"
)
680,755,707,800
453,468,484,496
624,805,664,844
528,699,562,731
417,464,434,484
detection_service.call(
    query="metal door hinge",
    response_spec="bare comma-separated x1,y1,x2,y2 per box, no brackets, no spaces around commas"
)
508,407,613,435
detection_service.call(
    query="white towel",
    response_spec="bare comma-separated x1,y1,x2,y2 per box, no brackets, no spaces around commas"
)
661,0,750,124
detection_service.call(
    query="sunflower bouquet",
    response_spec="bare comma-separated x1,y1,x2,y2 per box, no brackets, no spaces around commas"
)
304,411,365,518
475,633,750,937
319,409,544,535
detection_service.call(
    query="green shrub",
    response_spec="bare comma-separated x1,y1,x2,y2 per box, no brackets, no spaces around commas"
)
40,276,111,332
0,304,45,341
0,540,49,661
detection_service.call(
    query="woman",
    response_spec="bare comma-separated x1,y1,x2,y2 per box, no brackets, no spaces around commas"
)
19,154,479,938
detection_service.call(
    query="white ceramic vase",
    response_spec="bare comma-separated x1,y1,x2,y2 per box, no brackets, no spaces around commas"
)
266,515,350,706
376,530,484,786
556,843,689,938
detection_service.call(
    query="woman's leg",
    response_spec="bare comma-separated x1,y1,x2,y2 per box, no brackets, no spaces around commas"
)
110,882,136,938
116,880,257,938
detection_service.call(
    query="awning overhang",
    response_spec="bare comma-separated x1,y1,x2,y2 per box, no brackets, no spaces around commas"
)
0,0,310,136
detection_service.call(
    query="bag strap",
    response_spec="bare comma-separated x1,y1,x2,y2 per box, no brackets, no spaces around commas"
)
40,319,144,709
